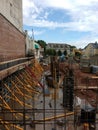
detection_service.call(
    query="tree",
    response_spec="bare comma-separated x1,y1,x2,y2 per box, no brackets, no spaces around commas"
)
46,49,56,56
46,49,51,55
52,49,57,56
63,50,67,56
70,45,76,52
95,41,98,44
36,40,47,56
36,40,47,48
57,50,62,56
75,51,81,57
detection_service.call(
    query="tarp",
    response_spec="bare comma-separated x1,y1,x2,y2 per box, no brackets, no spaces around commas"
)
74,96,94,112
81,99,94,112
34,44,39,49
41,75,50,95
90,65,98,73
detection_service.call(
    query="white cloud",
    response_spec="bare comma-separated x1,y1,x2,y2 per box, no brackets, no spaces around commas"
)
23,0,98,31
72,33,98,48
23,0,98,47
23,0,43,20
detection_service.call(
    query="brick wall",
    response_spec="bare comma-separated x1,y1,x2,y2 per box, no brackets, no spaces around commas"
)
0,14,25,62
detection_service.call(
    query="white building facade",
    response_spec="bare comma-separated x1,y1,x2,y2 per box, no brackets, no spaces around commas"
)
0,0,23,31
47,43,71,55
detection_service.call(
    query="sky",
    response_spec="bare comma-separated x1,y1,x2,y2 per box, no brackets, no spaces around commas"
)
23,0,98,48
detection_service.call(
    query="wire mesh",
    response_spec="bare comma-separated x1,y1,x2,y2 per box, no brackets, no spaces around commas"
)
0,57,98,130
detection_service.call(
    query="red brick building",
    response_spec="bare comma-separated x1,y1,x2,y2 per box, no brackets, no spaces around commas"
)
0,14,25,62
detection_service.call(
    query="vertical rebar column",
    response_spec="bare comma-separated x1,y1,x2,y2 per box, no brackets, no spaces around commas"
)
51,56,57,130
0,80,4,130
54,68,57,130
63,76,67,130
2,80,6,130
56,59,59,83
32,61,35,129
32,94,35,129
11,75,14,130
63,68,74,129
95,79,98,130
23,75,26,130
41,73,46,130
63,69,74,111
43,85,45,130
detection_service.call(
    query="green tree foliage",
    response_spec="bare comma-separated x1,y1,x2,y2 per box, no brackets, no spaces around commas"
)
70,45,76,52
57,50,62,56
75,51,81,57
36,40,47,56
36,40,47,48
53,49,57,56
63,50,67,56
46,49,56,56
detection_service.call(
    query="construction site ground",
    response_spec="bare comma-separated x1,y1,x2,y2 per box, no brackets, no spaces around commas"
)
25,62,98,130
1,60,98,130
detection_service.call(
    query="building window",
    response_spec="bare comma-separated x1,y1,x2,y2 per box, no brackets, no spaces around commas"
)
10,3,12,7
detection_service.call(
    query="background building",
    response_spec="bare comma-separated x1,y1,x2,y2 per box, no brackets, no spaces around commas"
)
47,43,70,55
83,42,98,58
